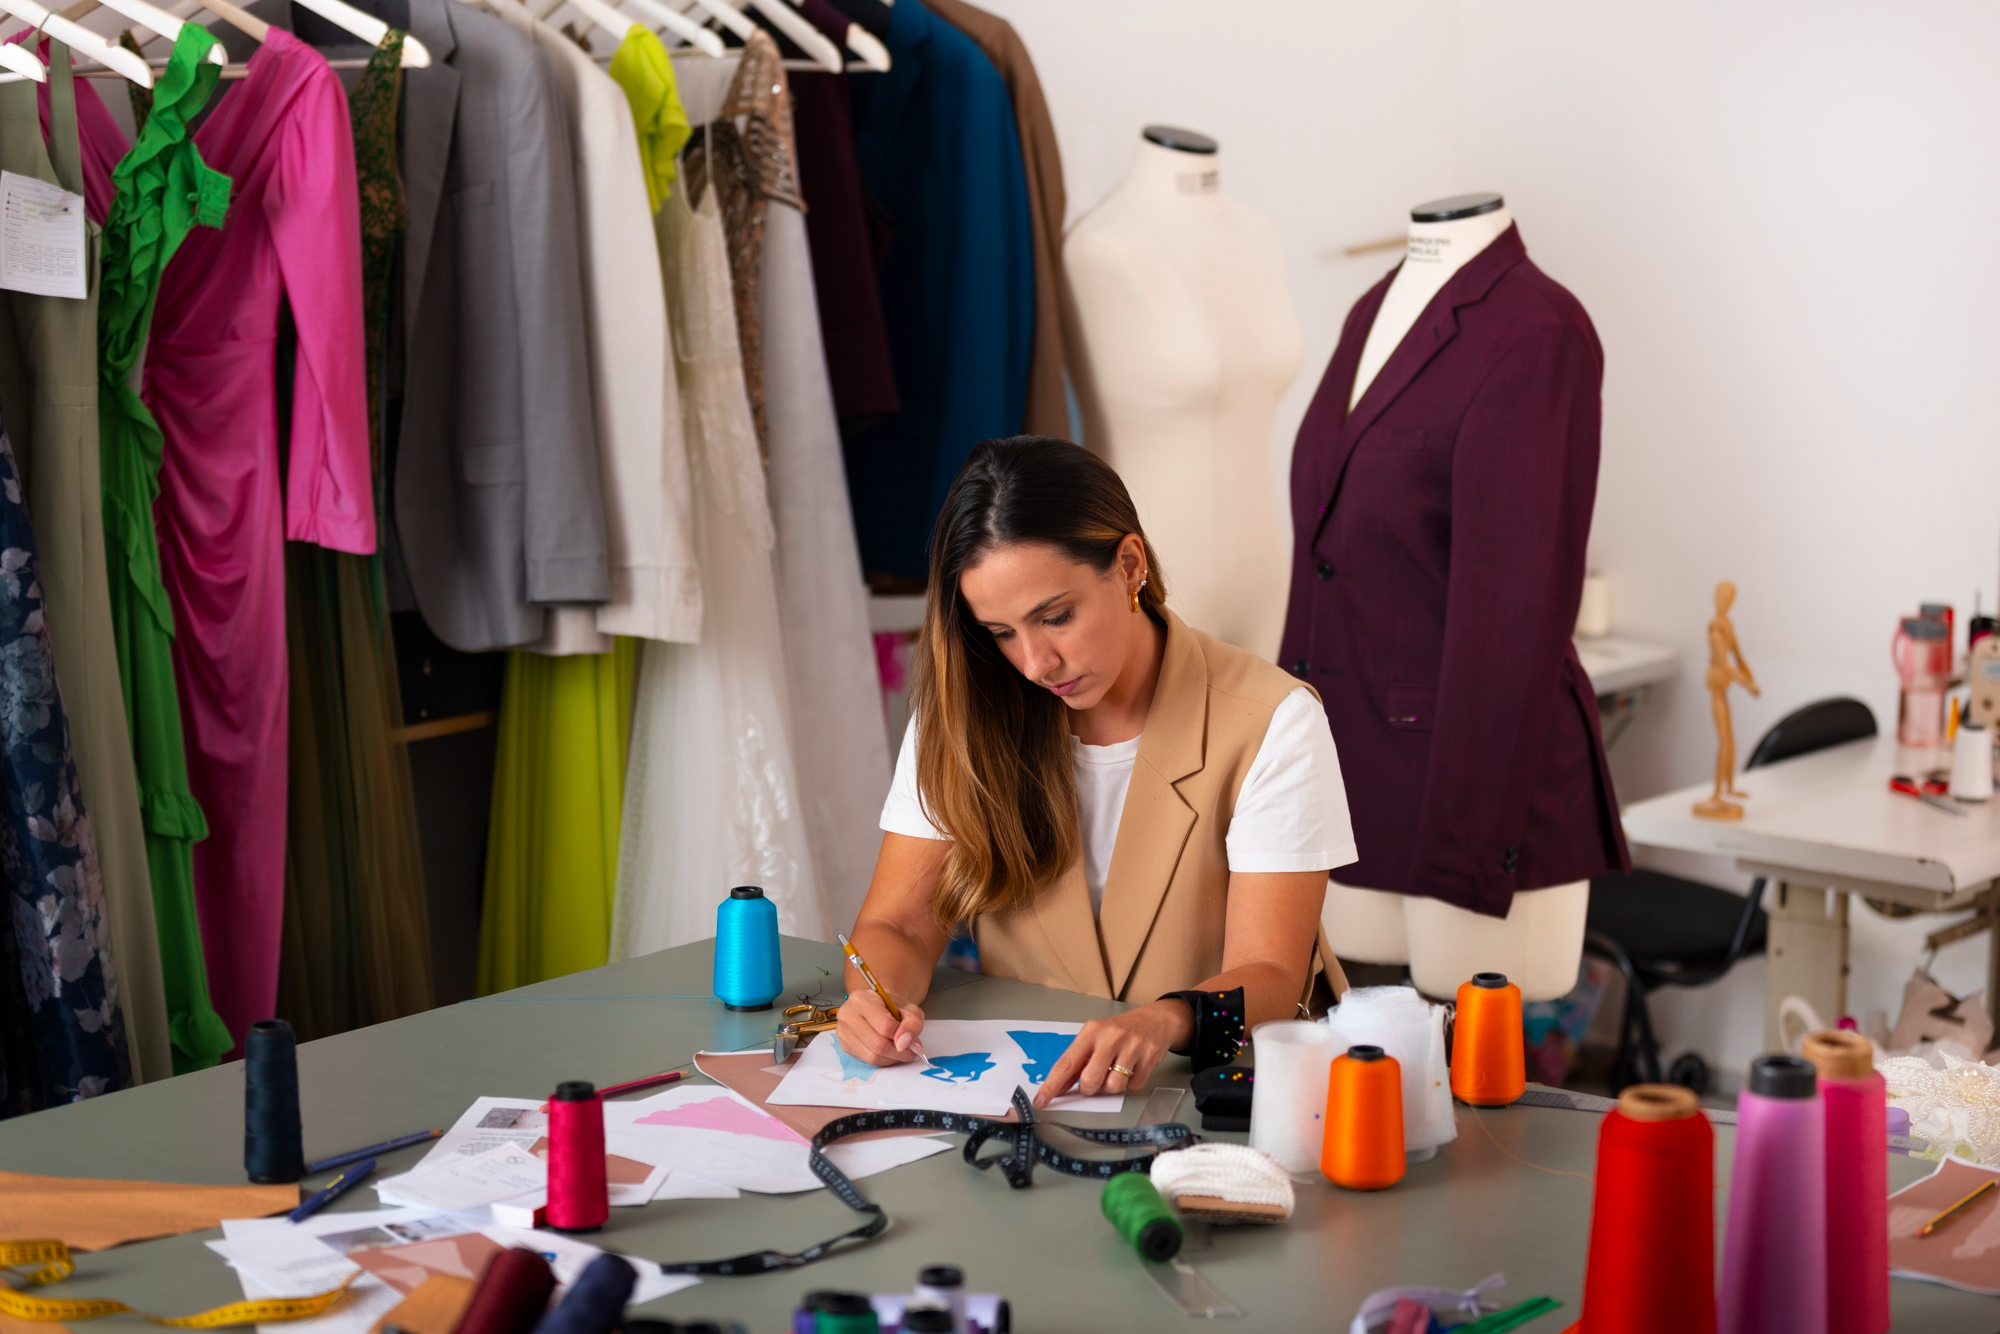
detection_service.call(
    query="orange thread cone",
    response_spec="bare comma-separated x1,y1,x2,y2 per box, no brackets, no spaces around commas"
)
1322,1044,1405,1190
1451,972,1526,1107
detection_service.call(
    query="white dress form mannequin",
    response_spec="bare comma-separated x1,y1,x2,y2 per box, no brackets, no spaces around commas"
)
1323,192,1587,1004
1062,127,1304,659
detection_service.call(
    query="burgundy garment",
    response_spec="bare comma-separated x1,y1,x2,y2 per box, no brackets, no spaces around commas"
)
778,0,899,429
1279,225,1627,919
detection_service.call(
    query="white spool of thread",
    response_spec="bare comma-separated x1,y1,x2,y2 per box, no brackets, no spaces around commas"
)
1247,1019,1339,1176
1323,986,1457,1157
1952,721,1993,802
1574,571,1612,638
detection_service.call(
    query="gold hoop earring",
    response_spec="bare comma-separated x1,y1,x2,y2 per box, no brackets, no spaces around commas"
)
1130,575,1148,614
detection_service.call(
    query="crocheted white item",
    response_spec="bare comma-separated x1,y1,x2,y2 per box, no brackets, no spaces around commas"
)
1148,1143,1296,1222
1879,1048,2000,1164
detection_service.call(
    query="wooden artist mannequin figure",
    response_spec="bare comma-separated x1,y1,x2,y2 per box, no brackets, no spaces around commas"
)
1695,581,1759,820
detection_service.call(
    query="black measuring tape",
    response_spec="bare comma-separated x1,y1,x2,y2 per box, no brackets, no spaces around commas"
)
654,1087,1199,1276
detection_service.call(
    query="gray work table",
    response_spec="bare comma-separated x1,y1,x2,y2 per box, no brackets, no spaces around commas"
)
1,938,1989,1332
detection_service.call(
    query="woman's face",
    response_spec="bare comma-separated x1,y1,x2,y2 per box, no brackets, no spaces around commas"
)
957,536,1148,713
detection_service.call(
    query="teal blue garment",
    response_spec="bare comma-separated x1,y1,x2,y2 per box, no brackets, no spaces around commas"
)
842,0,1033,581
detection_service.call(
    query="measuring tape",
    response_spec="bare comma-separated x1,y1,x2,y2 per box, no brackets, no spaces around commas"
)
0,1241,356,1327
656,1086,1199,1276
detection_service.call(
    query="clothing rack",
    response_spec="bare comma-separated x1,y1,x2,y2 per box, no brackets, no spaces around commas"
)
66,52,874,74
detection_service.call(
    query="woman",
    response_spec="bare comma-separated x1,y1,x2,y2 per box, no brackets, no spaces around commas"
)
838,437,1357,1105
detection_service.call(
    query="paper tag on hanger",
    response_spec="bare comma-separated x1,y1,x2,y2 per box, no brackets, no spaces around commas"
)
0,171,86,301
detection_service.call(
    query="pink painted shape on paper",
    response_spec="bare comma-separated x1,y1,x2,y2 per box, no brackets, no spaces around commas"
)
636,1098,808,1145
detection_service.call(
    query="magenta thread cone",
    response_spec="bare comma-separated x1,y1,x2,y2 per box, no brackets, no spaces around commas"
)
1718,1054,1827,1334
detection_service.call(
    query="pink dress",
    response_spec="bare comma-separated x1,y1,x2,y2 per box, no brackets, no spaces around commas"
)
83,29,373,1044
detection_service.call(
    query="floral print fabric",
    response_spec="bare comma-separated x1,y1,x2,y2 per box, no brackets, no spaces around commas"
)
0,413,130,1117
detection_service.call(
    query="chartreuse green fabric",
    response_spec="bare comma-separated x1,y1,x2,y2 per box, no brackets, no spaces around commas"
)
96,22,233,1074
608,24,691,210
476,641,637,994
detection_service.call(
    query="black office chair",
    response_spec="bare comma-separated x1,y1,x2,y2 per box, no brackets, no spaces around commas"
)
1585,697,1878,1092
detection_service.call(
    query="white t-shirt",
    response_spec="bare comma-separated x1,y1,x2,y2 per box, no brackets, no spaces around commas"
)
879,687,1358,916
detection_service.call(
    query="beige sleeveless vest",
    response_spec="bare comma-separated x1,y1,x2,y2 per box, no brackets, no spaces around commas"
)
974,610,1346,1004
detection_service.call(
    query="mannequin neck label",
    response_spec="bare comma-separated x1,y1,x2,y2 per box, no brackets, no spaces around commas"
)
1176,168,1220,196
1348,207,1515,409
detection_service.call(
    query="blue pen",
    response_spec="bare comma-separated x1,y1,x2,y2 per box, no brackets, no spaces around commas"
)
304,1128,442,1176
289,1158,375,1224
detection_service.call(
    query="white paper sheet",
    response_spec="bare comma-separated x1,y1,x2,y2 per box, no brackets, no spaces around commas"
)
412,1097,550,1170
602,1084,951,1193
651,1172,741,1201
400,1097,668,1206
374,1144,546,1213
210,1208,467,1297
216,1206,698,1331
767,1019,1122,1116
0,170,85,299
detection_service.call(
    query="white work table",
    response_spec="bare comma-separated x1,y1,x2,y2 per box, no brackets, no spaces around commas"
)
1621,734,2000,1042
1575,635,1680,696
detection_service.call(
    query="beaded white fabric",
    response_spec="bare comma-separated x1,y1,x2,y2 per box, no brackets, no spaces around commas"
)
1148,1144,1296,1220
1880,1048,2000,1164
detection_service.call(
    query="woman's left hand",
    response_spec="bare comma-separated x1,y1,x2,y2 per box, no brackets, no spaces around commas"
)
1032,1000,1192,1108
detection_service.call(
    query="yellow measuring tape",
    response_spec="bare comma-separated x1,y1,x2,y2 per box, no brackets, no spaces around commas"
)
0,1240,356,1327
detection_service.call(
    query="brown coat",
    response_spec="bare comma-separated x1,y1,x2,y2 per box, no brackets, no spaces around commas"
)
975,611,1345,1003
923,0,1070,440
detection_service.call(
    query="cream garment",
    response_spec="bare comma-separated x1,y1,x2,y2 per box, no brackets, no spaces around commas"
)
486,1,700,655
612,182,825,954
1322,878,1588,1002
759,201,891,927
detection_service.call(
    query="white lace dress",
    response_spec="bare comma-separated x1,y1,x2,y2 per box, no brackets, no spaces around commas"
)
611,182,826,956
759,201,892,931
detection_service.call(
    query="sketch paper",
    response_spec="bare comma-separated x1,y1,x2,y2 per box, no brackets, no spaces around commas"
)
403,1097,667,1206
1889,1156,2000,1295
767,1020,1122,1116
411,1098,551,1171
602,1085,950,1193
374,1145,546,1214
219,1207,696,1334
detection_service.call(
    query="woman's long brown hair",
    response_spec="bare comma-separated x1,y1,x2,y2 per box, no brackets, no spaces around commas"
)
913,437,1166,929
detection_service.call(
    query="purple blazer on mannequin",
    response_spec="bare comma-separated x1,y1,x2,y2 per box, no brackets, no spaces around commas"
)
1279,225,1628,919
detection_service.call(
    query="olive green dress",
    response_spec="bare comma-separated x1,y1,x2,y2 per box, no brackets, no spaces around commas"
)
0,43,174,1083
278,30,434,1040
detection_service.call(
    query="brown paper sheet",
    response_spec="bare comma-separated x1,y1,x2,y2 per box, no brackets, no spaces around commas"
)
368,1274,477,1334
1888,1157,2000,1295
0,1171,297,1251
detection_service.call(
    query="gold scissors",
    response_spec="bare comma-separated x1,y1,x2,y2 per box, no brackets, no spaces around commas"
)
773,1000,840,1064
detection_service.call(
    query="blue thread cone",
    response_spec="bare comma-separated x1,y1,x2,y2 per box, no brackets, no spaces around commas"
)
714,886,782,1011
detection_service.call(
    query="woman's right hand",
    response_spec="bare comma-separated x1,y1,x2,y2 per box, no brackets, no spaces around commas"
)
835,987,926,1066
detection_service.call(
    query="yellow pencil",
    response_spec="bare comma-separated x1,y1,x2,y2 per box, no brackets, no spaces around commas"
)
1918,1178,1996,1238
838,933,902,1023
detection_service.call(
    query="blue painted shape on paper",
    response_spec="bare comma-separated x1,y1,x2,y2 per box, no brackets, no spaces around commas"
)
834,1040,880,1082
1007,1031,1074,1086
921,1051,997,1084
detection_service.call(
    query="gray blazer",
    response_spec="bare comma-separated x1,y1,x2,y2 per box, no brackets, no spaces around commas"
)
387,0,610,651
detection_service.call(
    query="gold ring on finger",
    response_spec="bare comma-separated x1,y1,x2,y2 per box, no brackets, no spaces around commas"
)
1109,1062,1135,1079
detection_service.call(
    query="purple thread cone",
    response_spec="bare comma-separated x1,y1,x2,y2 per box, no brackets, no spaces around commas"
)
1719,1058,1828,1334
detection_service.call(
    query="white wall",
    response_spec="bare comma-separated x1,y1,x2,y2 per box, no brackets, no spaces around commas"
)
979,0,2000,1078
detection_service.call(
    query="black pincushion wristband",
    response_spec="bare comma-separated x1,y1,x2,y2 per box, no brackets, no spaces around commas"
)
1160,986,1246,1073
